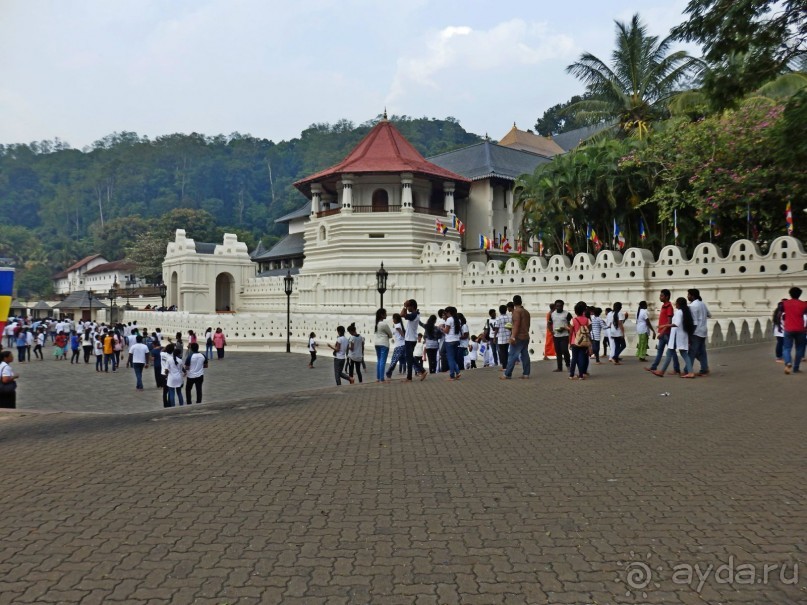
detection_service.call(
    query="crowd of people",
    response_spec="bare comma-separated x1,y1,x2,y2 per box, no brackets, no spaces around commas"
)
0,318,228,409
1,286,805,408
311,286,807,386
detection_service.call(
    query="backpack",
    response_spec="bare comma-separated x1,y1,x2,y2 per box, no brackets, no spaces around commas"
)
573,318,592,348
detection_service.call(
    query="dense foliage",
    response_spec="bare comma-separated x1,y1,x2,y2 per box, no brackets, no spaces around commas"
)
0,116,480,296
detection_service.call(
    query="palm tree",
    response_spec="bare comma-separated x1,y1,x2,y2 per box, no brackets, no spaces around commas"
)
566,14,702,138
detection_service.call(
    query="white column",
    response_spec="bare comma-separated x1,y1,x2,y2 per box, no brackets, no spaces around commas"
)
310,183,322,217
506,185,514,237
341,175,353,214
401,173,414,213
443,181,455,215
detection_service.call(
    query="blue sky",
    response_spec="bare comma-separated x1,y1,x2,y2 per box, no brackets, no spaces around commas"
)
0,0,695,148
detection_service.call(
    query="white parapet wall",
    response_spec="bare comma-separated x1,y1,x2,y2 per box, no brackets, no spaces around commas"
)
150,235,806,360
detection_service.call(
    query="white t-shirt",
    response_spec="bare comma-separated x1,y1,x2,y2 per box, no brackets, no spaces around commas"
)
459,323,470,348
403,311,420,342
0,361,14,380
609,311,626,337
185,352,206,379
348,334,364,361
93,340,103,356
165,355,185,388
392,323,405,348
308,337,316,352
129,343,149,365
334,335,348,359
36,333,45,346
444,317,459,343
414,342,424,358
636,309,649,334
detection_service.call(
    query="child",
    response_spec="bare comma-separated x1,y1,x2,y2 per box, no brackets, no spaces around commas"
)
70,331,81,364
468,335,478,369
590,308,605,364
93,334,104,372
308,332,317,368
413,333,426,379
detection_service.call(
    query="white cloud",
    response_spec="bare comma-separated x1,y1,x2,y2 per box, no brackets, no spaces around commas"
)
386,19,576,107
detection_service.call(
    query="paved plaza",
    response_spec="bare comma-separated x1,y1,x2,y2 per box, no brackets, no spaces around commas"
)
0,343,805,604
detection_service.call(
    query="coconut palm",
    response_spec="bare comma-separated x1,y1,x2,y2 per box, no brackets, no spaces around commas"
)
566,14,702,138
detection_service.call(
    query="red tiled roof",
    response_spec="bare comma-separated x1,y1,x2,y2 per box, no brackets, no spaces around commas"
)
66,254,104,273
83,260,136,275
295,120,470,195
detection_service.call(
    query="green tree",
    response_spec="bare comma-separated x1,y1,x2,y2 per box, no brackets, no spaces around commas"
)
534,94,599,136
566,14,702,138
672,0,807,109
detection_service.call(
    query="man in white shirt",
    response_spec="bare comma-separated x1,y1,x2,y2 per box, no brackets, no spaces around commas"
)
129,335,150,391
495,304,512,371
687,288,711,376
401,299,426,381
184,342,207,403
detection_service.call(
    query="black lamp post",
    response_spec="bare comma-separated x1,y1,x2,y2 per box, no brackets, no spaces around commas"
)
158,282,167,310
283,270,294,353
87,289,94,322
376,262,388,309
107,283,118,324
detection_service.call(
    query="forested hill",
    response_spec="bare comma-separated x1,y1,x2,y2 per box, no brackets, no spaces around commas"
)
0,116,481,296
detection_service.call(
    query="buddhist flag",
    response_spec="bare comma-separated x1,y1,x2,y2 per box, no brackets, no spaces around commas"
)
452,214,466,235
516,241,523,254
564,228,573,255
786,202,794,235
0,268,13,339
502,238,512,253
435,218,448,235
538,232,544,256
479,234,492,250
587,224,601,250
613,219,626,250
639,219,647,241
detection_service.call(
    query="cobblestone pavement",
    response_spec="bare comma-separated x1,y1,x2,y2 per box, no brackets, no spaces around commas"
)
0,343,804,604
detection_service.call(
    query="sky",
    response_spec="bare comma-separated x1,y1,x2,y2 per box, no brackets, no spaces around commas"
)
0,0,696,149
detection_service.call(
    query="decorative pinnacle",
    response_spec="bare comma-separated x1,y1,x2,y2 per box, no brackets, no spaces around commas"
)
383,107,388,120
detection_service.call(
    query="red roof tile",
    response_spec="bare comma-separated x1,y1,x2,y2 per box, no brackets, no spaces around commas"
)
83,260,136,275
295,120,470,195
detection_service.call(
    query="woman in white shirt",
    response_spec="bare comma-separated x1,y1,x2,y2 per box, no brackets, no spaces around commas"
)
184,342,208,404
441,306,462,380
373,309,394,382
652,297,695,378
162,343,186,406
385,313,406,380
610,302,627,364
635,301,656,362
327,326,354,386
0,350,19,409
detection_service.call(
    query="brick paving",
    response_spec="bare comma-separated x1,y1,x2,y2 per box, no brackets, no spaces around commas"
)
0,343,805,604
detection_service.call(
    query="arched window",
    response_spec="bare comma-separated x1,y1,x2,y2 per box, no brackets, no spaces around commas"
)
372,188,389,211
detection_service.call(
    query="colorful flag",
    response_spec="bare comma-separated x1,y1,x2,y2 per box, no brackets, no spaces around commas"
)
0,268,13,339
538,232,544,256
639,219,647,241
451,214,466,235
613,219,625,250
516,241,523,254
564,228,573,255
502,238,512,253
587,224,602,250
479,234,492,250
786,202,794,235
435,218,448,235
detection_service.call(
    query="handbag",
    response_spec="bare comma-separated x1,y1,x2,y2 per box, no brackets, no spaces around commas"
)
0,380,17,393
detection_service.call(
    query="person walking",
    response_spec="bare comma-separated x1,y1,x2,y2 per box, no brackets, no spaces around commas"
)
0,350,19,409
781,286,807,374
184,342,207,403
373,309,393,382
773,300,786,362
495,304,511,371
543,302,557,361
204,327,214,360
93,334,104,372
610,302,627,364
346,323,365,384
635,301,655,362
484,309,499,367
501,295,531,380
590,308,605,363
550,299,571,372
149,333,164,389
15,330,27,363
308,332,318,368
102,331,115,372
385,313,406,380
652,297,696,378
422,315,440,374
82,329,94,364
212,327,227,359
162,343,185,406
401,299,426,381
568,301,592,380
687,289,711,376
646,289,680,375
328,326,354,385
442,306,462,381
69,331,81,364
129,335,150,391
33,329,45,361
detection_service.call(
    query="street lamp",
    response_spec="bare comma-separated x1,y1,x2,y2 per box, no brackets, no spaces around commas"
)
283,270,294,353
107,283,118,324
376,261,388,309
87,289,94,322
158,282,167,310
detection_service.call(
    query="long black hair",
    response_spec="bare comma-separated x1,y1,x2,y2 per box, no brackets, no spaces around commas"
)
425,315,438,339
676,297,695,334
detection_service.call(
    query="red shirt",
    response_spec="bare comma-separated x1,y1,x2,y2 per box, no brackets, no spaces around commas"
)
782,298,807,333
569,316,591,344
658,301,674,335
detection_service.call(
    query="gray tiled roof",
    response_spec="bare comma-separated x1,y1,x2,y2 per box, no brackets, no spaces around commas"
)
194,242,218,254
53,290,109,309
252,233,305,262
428,141,552,182
256,267,301,278
551,123,614,152
275,203,311,224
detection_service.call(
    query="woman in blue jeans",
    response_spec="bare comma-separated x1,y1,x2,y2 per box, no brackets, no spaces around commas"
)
441,306,462,380
373,308,393,382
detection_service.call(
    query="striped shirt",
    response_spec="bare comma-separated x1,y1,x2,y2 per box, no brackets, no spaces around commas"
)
590,316,605,340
